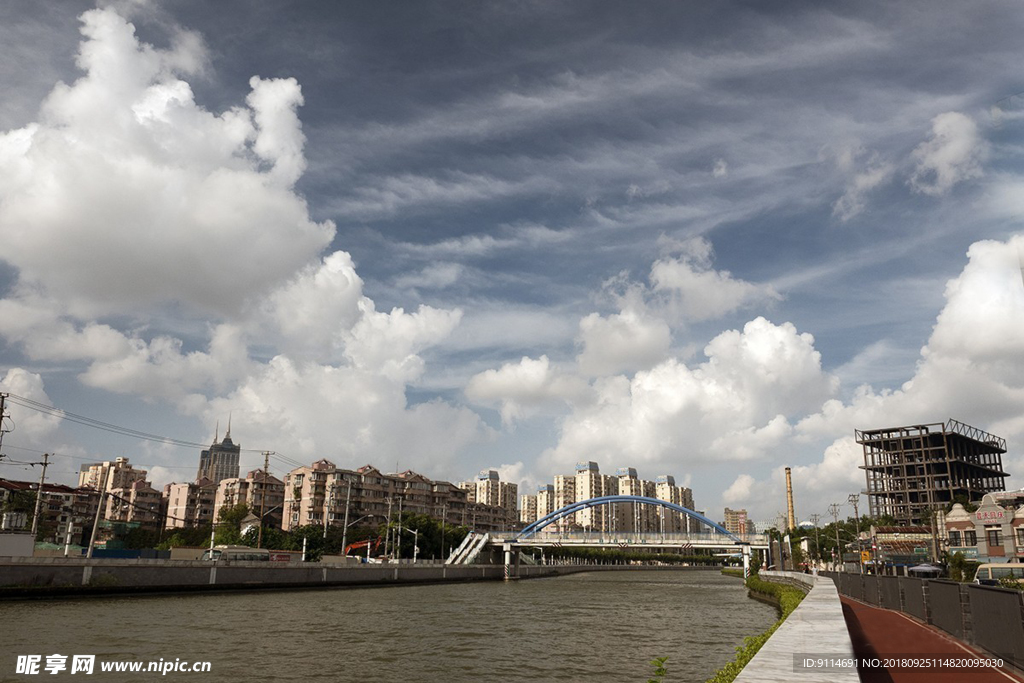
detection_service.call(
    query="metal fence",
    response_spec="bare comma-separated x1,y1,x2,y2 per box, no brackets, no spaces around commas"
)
825,572,1024,671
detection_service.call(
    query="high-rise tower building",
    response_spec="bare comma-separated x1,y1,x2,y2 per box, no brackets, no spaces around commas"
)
197,421,241,485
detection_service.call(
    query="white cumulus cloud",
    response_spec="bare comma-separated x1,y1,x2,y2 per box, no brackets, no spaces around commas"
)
0,7,334,319
649,237,780,322
909,112,986,196
466,355,589,426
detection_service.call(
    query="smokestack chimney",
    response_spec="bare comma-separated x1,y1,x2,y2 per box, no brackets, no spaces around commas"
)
785,467,796,531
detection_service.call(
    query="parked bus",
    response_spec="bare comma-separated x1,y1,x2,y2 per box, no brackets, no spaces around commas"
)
200,545,271,562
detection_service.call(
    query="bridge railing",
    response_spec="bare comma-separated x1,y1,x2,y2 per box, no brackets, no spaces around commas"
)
493,531,768,546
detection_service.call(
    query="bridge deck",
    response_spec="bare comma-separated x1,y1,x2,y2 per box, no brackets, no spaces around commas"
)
500,532,768,550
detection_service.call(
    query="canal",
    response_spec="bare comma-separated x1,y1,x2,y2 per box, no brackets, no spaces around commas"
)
3,569,777,682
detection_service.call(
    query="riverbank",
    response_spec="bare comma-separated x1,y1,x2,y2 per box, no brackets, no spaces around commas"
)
0,557,718,599
707,572,807,683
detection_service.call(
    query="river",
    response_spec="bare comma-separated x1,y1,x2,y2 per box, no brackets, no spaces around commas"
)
2,569,777,682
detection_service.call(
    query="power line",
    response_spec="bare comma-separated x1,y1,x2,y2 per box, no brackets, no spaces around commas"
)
4,393,271,453
2,393,321,478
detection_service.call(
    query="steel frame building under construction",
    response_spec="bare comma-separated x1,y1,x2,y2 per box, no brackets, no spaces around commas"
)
857,419,1008,526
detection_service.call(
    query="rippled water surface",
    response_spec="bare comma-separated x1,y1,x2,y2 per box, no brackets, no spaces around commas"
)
2,570,776,682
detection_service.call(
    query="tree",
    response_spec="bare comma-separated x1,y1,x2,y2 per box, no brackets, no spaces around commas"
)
384,513,469,560
157,524,213,550
214,502,251,546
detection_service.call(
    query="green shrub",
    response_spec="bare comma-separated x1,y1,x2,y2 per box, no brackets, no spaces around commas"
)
704,575,806,683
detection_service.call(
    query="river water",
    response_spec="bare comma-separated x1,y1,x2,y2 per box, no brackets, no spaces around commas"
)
2,570,776,682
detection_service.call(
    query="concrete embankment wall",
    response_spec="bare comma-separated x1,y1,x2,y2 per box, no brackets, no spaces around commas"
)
0,558,709,598
734,571,858,683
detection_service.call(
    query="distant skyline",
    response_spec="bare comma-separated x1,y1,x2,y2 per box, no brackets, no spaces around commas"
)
1,1,1023,522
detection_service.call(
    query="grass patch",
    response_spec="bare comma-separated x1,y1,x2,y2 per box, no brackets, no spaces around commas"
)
704,574,806,683
720,568,745,579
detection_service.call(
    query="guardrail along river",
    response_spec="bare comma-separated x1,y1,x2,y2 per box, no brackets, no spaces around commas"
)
3,569,776,682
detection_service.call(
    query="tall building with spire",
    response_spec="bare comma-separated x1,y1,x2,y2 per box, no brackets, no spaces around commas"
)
196,419,241,485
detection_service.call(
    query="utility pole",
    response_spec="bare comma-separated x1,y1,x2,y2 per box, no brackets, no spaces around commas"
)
63,515,74,558
257,451,272,549
0,393,9,456
829,503,842,572
848,494,862,574
340,479,352,554
397,497,403,559
86,466,112,559
383,497,393,558
324,481,335,539
440,504,447,562
30,453,50,537
809,513,821,567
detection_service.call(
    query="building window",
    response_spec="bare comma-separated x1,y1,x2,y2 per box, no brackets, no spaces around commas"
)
964,530,977,546
1016,528,1024,547
987,528,1002,548
947,530,961,546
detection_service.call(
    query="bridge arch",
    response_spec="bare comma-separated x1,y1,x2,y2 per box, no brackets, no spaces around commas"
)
517,495,744,543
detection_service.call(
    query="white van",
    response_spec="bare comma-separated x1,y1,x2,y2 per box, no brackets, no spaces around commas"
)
972,563,1024,586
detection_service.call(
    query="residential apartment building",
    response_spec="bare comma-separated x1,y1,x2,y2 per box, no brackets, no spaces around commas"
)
78,457,147,493
164,478,218,530
520,493,538,525
430,481,469,527
614,468,657,533
214,469,286,530
552,475,576,531
105,480,163,531
723,508,749,536
655,475,687,533
282,460,505,533
574,461,614,531
536,484,555,521
0,478,97,546
520,465,701,535
460,470,518,527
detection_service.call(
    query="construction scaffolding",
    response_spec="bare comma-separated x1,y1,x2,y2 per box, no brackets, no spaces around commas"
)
857,419,1008,526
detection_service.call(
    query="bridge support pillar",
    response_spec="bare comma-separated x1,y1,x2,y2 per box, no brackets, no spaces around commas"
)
742,545,750,580
503,543,512,581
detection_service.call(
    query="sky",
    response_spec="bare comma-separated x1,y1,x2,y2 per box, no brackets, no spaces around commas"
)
1,0,1023,525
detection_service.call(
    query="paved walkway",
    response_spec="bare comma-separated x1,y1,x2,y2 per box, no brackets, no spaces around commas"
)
841,596,1024,683
734,573,858,683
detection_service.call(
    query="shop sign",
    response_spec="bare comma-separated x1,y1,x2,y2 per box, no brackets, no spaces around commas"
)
976,508,1007,523
949,547,979,559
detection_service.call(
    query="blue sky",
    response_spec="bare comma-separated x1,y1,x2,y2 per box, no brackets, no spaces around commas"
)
1,0,1023,524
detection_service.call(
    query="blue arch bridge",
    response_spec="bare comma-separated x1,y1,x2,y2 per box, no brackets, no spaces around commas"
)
445,495,771,579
